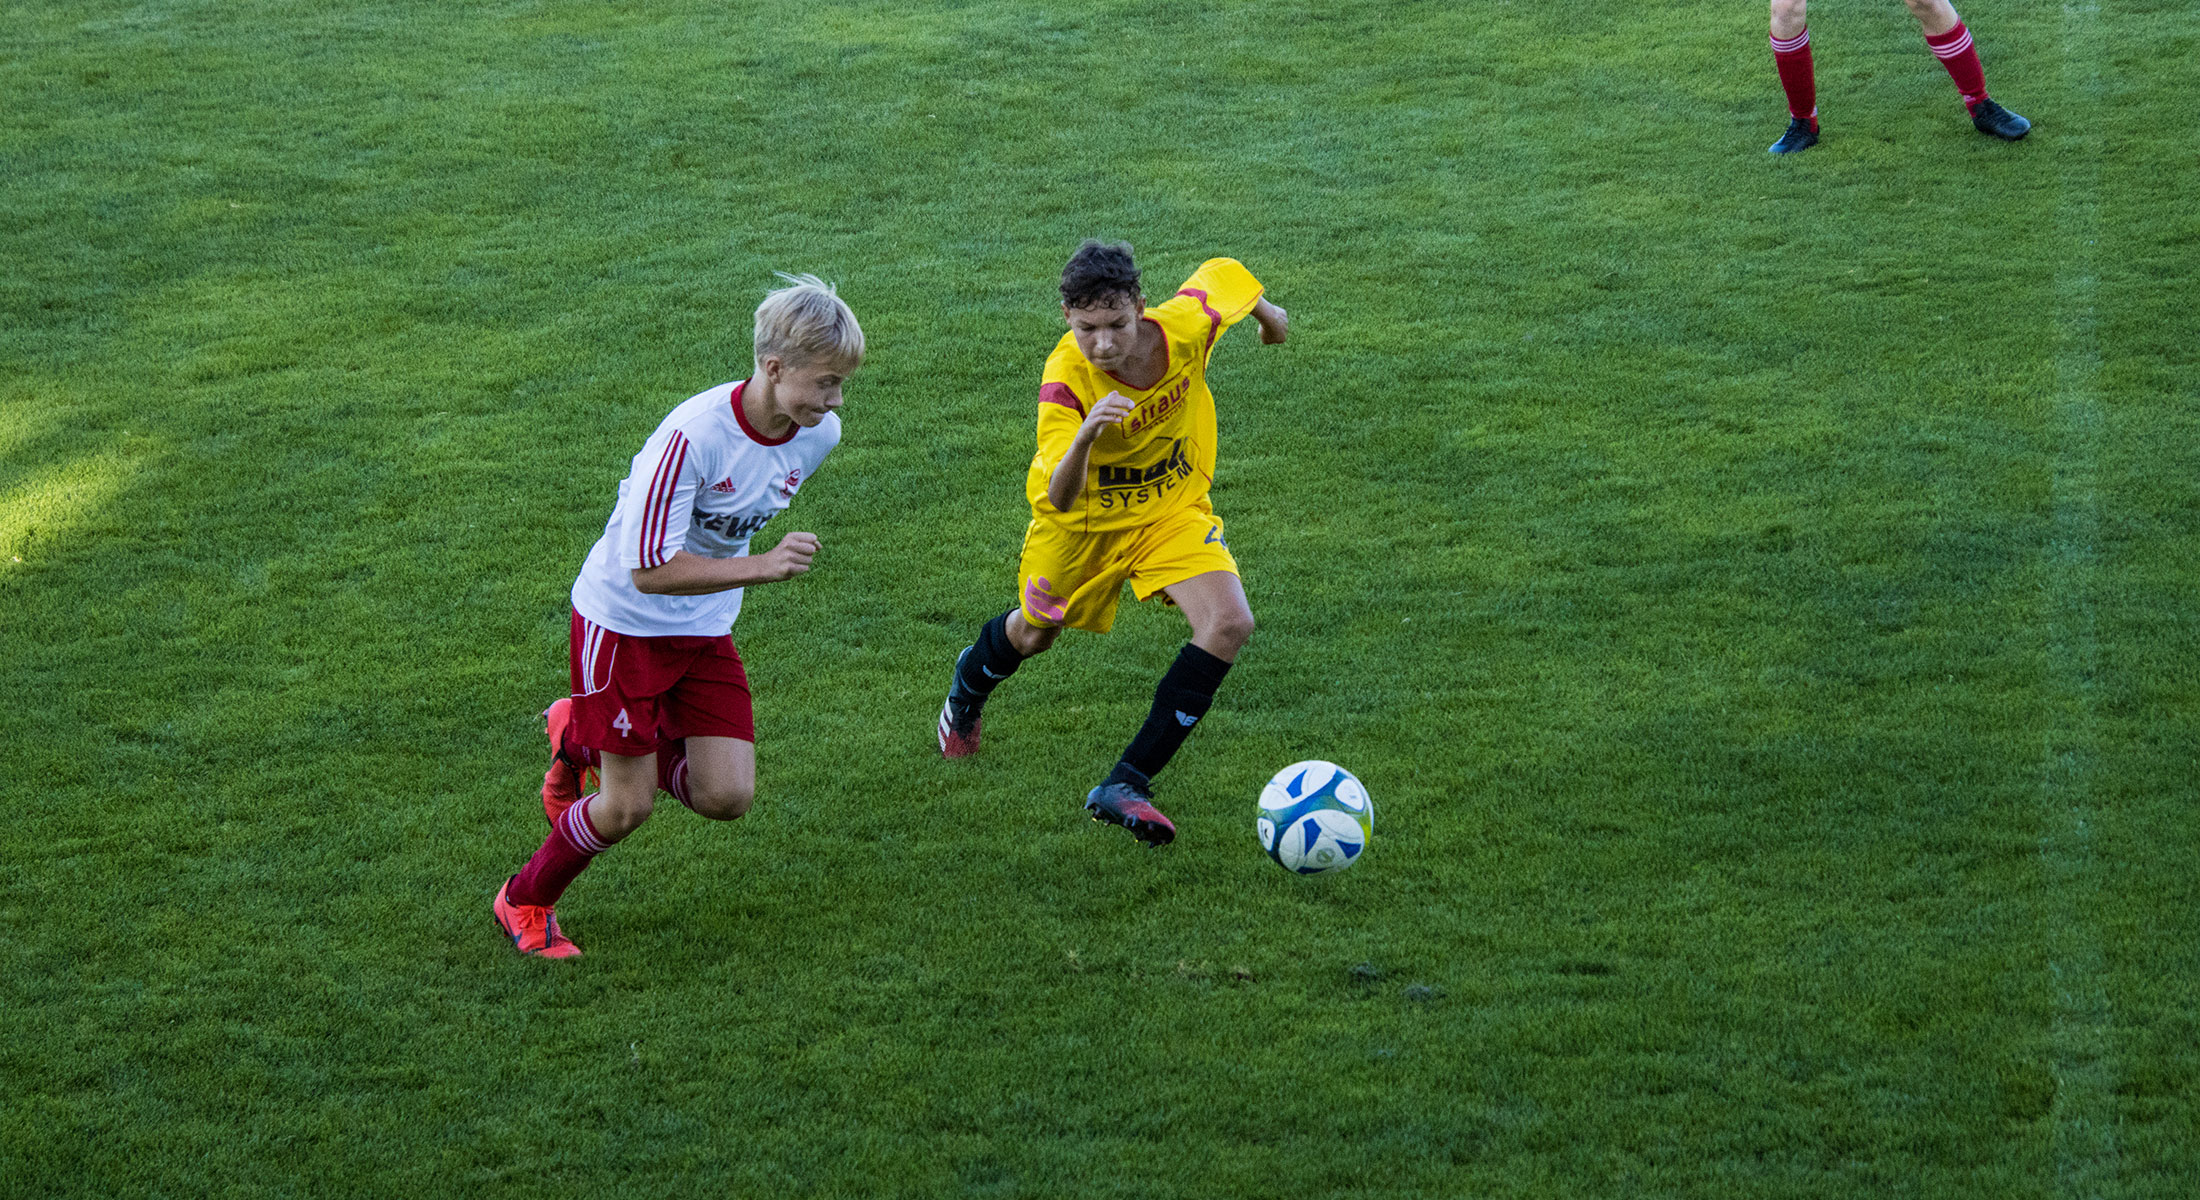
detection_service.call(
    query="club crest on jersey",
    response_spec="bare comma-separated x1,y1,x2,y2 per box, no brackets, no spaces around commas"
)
779,468,803,499
708,477,738,494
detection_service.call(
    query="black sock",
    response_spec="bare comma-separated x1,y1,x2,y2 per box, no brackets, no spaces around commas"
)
951,610,1026,708
1113,643,1232,785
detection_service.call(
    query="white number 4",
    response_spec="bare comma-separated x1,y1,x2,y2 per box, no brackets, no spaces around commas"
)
613,708,633,736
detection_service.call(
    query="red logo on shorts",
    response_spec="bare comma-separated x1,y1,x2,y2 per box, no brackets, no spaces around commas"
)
709,478,738,494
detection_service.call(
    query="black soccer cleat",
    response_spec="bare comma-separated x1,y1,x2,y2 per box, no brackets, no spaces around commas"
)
1084,782,1176,848
938,647,983,758
938,694,981,758
1970,98,2030,140
1768,117,1820,155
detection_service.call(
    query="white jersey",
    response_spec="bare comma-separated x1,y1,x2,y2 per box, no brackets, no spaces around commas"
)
570,379,840,638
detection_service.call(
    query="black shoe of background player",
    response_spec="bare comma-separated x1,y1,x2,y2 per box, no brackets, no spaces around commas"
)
1768,117,1819,155
1970,98,2031,140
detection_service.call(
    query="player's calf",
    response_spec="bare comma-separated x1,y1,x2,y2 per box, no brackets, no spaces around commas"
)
939,609,1035,758
1116,644,1232,782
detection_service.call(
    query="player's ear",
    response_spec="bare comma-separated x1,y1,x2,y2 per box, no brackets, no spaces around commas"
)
761,354,783,384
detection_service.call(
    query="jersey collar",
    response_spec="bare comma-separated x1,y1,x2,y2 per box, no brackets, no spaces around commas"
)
731,379,798,447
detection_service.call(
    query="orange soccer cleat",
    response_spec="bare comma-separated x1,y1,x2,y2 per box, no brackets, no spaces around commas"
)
493,878,581,959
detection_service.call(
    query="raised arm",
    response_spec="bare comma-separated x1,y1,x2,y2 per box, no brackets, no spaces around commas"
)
1251,297,1287,345
1045,392,1136,512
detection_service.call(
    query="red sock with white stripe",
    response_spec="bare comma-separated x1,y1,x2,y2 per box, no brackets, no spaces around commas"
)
657,741,693,809
508,794,617,907
1924,22,1988,112
1770,28,1818,129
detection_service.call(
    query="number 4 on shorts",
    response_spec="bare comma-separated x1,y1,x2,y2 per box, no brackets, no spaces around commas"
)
613,708,633,736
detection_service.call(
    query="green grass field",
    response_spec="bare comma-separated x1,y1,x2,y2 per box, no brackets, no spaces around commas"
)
5,1,2197,1195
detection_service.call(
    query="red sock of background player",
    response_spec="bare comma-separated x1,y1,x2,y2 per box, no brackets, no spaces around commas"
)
507,794,618,907
1770,28,1817,130
656,740,693,810
1924,22,1988,113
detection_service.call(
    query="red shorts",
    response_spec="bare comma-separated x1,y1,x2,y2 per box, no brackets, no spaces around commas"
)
569,609,754,755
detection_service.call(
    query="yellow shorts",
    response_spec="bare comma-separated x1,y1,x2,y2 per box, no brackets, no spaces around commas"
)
1017,505,1238,634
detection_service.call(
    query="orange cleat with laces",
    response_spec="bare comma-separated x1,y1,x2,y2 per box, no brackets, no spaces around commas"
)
494,877,581,959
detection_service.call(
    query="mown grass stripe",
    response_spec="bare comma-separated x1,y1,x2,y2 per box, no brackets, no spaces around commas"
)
2044,4,2119,1196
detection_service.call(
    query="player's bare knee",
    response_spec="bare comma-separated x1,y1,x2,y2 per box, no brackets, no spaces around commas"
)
595,791,654,835
1206,611,1255,655
1770,0,1807,31
688,784,753,821
1009,618,1060,657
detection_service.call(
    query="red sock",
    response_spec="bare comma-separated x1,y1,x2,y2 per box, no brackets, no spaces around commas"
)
657,740,692,809
1924,22,1988,111
508,795,615,907
1770,28,1817,127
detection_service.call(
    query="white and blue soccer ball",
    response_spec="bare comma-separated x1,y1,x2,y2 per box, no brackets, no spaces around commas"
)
1257,760,1372,875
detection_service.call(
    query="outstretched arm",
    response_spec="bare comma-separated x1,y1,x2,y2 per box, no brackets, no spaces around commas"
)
1251,297,1287,344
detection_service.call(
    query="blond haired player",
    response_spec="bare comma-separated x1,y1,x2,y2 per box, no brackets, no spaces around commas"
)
494,274,862,957
937,241,1288,846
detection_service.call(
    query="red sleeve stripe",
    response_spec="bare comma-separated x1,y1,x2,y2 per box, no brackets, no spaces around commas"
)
638,431,690,569
1177,287,1225,351
1039,382,1086,417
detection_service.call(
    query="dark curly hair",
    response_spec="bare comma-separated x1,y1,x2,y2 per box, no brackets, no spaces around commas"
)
1060,239,1142,310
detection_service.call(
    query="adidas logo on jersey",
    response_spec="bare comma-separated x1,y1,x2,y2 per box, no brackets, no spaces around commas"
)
708,478,739,494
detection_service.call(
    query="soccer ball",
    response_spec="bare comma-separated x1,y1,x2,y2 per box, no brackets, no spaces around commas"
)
1257,760,1372,875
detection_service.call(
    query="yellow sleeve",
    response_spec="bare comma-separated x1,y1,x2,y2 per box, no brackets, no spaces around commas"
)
1033,380,1086,473
1181,258,1264,322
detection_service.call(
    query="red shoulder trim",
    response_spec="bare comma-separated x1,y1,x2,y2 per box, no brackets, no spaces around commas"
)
1177,287,1225,351
1038,382,1086,417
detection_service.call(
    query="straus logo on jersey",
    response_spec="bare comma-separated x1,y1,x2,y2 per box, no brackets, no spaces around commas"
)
708,477,739,494
779,468,803,499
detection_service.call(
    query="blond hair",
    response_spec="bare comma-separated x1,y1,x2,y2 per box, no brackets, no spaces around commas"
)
754,273,864,373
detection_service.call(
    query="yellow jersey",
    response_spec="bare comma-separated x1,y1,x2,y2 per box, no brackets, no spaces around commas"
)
1025,258,1266,533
